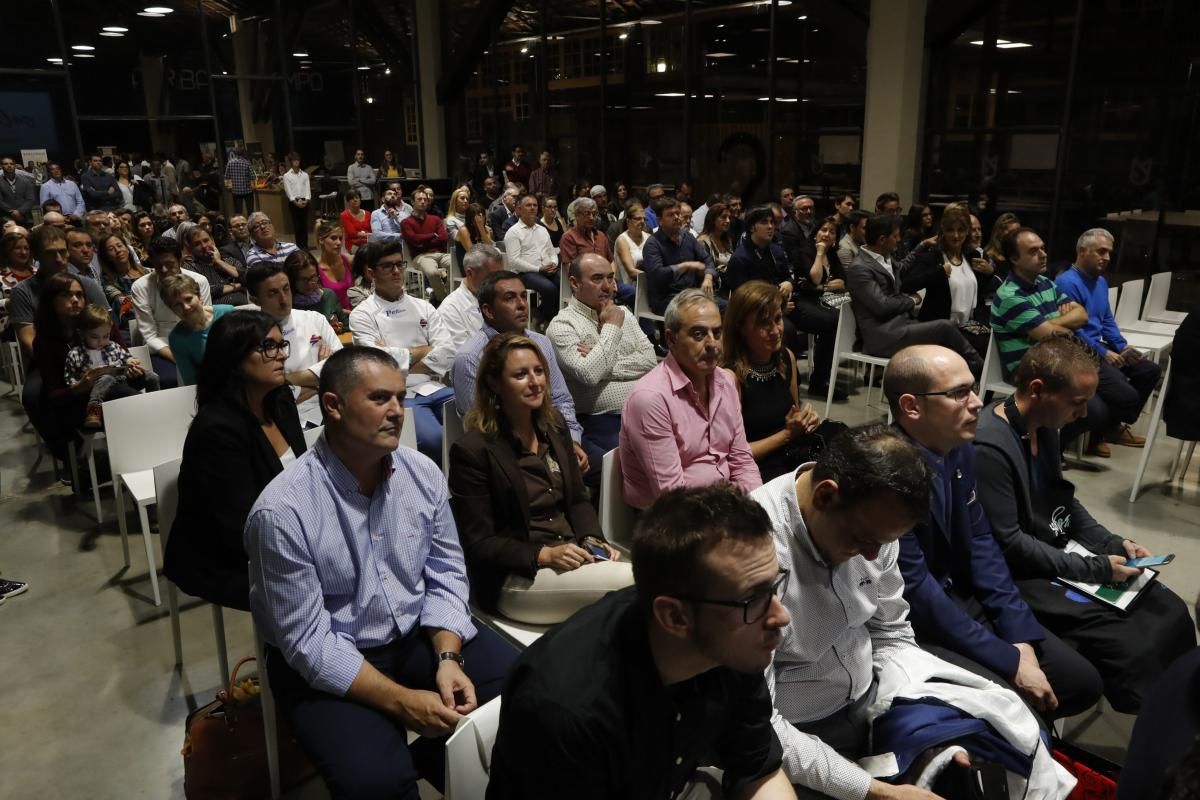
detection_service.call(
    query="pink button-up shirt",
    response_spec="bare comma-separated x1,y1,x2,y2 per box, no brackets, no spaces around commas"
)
619,353,762,509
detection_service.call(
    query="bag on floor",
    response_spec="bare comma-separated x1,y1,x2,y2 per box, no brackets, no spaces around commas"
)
181,655,315,800
1050,742,1118,800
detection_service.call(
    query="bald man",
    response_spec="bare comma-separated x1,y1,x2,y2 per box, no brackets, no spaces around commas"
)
883,345,1101,720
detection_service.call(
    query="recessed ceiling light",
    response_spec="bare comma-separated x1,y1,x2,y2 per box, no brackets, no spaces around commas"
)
137,11,164,16
102,26,128,32
706,53,736,58
656,61,667,72
384,67,391,75
618,33,628,40
144,6,173,12
75,53,95,58
655,92,684,97
520,47,529,53
357,65,370,70
798,15,807,20
292,51,308,57
365,96,374,104
997,41,1032,48
71,44,95,50
47,57,63,63
100,32,124,37
641,19,661,25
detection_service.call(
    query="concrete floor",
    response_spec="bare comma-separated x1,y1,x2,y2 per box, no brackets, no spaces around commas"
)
0,373,1195,798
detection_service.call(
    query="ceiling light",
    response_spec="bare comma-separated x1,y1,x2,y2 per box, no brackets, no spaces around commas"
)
365,96,374,104
707,52,736,58
997,41,1032,48
717,23,725,28
47,57,63,63
970,39,1008,45
75,53,95,58
100,32,123,37
798,14,807,19
520,47,528,53
137,11,164,16
292,51,308,57
618,33,628,40
384,67,391,75
71,44,95,50
144,6,173,12
357,65,370,70
656,61,667,73
655,92,685,97
102,26,128,32
641,19,661,25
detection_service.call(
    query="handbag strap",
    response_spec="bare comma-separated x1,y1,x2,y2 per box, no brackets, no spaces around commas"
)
227,656,257,695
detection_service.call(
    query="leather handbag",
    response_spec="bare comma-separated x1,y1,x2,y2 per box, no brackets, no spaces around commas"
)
181,656,316,799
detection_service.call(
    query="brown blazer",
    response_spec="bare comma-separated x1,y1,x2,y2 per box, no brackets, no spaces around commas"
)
449,423,603,611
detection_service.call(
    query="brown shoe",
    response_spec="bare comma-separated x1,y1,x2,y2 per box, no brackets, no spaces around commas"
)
1088,439,1112,458
1107,424,1146,448
83,403,103,431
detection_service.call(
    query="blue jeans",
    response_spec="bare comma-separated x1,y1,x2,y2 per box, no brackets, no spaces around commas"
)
405,386,454,463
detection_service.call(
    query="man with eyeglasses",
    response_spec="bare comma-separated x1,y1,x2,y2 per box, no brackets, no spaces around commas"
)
132,236,213,387
244,211,299,268
884,344,1101,721
488,484,795,800
220,214,252,269
349,239,454,462
973,338,1193,715
754,424,963,799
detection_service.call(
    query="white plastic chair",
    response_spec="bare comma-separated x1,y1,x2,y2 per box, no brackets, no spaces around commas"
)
3,341,24,395
1122,330,1174,364
444,697,504,800
599,448,637,550
303,425,324,448
979,334,1016,399
401,240,426,297
559,266,572,309
634,272,664,326
1130,358,1196,501
442,397,464,477
1115,278,1178,337
252,618,282,800
824,303,890,419
129,344,151,366
1142,272,1187,325
399,408,418,452
449,245,464,288
1108,285,1118,312
105,384,197,606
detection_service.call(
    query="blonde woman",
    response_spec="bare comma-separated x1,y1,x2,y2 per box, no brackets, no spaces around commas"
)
314,218,353,310
444,185,472,243
448,332,632,624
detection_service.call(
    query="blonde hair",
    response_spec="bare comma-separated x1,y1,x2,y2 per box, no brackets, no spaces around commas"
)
315,217,343,243
464,332,563,436
79,303,112,331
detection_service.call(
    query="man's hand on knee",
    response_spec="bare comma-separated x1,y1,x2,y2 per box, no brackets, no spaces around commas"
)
397,686,464,737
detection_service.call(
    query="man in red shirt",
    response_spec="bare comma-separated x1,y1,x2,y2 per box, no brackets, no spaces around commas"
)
400,188,451,303
504,145,532,189
559,196,633,305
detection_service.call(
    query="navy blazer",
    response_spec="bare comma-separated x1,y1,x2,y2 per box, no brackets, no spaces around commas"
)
896,438,1044,679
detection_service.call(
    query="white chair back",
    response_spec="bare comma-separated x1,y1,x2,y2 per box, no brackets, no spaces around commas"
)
599,448,637,548
559,266,572,309
1130,357,1174,502
104,385,197,478
444,697,504,800
442,397,464,477
153,458,182,544
980,334,1016,397
634,272,664,322
1108,285,1118,312
400,410,418,451
1115,278,1145,329
303,425,324,448
1144,272,1172,318
449,245,464,287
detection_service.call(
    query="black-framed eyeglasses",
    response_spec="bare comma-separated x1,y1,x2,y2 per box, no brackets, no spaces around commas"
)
257,338,291,359
913,385,975,404
374,259,407,273
676,569,790,624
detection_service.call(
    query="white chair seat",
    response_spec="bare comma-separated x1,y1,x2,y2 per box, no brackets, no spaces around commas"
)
487,616,548,648
1123,331,1173,364
121,468,157,505
1144,310,1187,325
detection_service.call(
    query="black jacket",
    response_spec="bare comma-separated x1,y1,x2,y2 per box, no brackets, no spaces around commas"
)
164,392,305,610
900,245,997,324
1164,307,1200,440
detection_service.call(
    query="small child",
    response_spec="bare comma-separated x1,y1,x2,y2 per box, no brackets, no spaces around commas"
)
64,304,160,430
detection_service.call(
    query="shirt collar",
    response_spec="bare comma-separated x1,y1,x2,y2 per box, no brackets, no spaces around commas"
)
567,296,600,324
862,247,891,269
663,352,713,399
314,435,395,498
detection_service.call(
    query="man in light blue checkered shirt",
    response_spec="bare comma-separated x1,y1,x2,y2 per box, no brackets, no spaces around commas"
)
246,346,518,798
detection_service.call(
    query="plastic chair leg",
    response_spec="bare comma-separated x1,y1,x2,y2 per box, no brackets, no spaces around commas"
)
1167,440,1186,482
167,582,182,667
137,501,162,606
824,356,840,419
254,625,282,800
115,478,131,568
211,605,230,687
84,438,102,525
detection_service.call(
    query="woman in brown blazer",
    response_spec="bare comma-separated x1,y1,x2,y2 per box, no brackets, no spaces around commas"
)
449,332,632,624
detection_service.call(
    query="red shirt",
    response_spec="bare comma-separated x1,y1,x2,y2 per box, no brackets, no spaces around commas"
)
505,159,532,188
340,209,372,251
400,212,449,256
559,226,613,266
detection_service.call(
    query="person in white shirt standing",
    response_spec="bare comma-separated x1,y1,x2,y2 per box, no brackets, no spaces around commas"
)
423,243,505,380
133,235,213,387
282,152,311,251
349,239,455,461
502,193,560,325
246,260,342,427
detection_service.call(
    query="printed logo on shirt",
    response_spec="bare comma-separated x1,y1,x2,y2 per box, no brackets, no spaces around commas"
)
309,334,321,345
419,318,428,328
384,307,405,317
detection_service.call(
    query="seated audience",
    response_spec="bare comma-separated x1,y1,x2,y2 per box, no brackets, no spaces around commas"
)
443,186,470,245
423,243,504,381
537,195,564,248
63,302,158,429
620,289,761,509
874,192,901,216
896,204,934,261
546,253,658,465
725,206,793,298
897,205,993,356
246,260,342,427
180,222,247,306
132,236,212,387
1054,228,1160,457
488,184,518,242
339,189,372,253
165,310,304,610
220,214,252,268
286,250,345,332
502,193,560,323
65,227,101,283
642,197,717,314
846,214,983,379
723,282,835,482
791,216,849,400
884,344,1101,719
244,211,299,267
780,196,817,277
833,193,857,239
348,239,454,461
983,213,1021,278
452,270,586,464
487,484,792,799
453,201,493,266
449,332,633,624
613,200,648,285
974,337,1194,713
368,184,413,242
558,195,633,306
314,218,353,312
97,232,146,321
246,346,518,798
696,201,734,278
162,273,235,386
33,274,129,456
400,188,451,303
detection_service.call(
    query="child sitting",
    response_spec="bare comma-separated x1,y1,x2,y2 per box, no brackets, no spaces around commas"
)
64,304,160,430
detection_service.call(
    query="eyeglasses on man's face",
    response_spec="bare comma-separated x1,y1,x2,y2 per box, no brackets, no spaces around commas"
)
257,338,291,359
374,258,407,273
676,569,790,624
913,385,975,404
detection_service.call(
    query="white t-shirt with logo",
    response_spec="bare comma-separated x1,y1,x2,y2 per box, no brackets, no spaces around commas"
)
348,291,449,394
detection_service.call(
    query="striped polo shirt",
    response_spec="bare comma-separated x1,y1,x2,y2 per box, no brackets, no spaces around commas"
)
990,272,1070,375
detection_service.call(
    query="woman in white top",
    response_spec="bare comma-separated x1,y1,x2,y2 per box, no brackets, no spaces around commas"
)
444,185,471,243
696,201,734,277
614,200,648,284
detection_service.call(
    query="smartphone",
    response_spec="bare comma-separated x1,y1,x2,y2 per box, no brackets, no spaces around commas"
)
1125,554,1174,569
585,542,610,561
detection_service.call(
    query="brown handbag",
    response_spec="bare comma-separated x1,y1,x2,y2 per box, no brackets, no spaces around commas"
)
182,656,317,800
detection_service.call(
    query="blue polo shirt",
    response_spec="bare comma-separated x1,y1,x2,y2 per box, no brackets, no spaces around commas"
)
1054,265,1126,356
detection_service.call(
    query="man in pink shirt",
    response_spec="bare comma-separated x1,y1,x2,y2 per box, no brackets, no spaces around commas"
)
620,289,762,509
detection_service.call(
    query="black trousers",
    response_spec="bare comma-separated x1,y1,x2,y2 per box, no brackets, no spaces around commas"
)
1016,577,1195,714
267,624,519,800
877,319,985,381
789,295,838,389
232,192,254,217
1062,357,1162,446
289,201,310,250
150,354,178,389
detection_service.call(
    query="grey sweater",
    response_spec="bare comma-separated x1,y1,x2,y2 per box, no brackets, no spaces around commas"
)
974,401,1125,584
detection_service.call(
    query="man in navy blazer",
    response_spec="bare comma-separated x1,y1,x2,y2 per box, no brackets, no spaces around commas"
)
883,344,1104,720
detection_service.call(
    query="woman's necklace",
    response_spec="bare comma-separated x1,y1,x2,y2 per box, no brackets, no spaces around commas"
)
746,360,778,383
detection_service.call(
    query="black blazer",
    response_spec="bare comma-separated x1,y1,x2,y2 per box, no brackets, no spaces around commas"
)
448,423,604,612
900,245,997,324
164,392,305,610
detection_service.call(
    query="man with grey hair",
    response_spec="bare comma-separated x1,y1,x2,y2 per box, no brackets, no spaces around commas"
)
1054,227,1159,456
488,183,519,241
423,242,506,377
528,151,559,202
245,211,299,267
619,288,761,509
559,196,632,307
160,204,190,239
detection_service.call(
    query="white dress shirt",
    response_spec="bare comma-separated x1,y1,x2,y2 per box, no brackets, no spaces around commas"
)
422,282,482,379
349,290,449,393
280,309,343,425
502,219,555,274
282,169,311,202
131,269,213,354
753,466,918,800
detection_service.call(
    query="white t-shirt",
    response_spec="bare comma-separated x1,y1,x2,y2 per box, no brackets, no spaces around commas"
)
280,309,343,425
348,291,450,393
945,255,977,325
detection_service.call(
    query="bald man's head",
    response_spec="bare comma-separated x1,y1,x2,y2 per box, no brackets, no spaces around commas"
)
884,345,982,454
